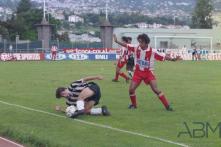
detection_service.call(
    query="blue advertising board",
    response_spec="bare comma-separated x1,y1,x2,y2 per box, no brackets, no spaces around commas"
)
45,53,116,60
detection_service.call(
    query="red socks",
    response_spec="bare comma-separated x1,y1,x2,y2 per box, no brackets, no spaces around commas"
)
128,92,169,109
158,93,169,108
130,94,137,107
114,72,129,81
114,72,119,80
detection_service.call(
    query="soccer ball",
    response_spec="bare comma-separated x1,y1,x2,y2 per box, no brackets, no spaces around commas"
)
65,106,77,117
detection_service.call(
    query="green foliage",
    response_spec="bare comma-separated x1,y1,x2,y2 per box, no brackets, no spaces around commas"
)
0,0,61,41
16,0,32,14
191,0,213,28
82,13,186,27
56,32,70,42
0,23,9,39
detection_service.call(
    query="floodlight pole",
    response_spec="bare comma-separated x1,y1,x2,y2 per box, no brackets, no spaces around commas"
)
105,0,108,21
43,0,46,19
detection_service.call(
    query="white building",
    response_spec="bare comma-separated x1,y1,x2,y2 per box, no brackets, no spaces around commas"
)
50,10,65,20
68,15,84,23
69,33,101,42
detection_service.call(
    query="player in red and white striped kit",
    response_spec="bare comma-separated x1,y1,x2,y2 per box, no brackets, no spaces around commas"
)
125,37,134,79
112,36,130,83
114,34,178,111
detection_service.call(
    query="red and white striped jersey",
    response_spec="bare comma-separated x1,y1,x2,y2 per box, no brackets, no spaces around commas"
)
51,46,57,52
119,46,128,62
127,44,165,71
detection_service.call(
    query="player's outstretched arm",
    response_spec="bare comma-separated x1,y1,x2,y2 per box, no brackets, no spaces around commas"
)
82,75,104,82
165,54,180,61
113,34,127,47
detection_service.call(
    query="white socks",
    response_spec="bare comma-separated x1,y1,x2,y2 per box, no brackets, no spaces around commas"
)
90,108,102,115
76,100,84,111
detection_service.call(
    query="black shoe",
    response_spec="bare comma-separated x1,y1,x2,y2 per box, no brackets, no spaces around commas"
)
71,109,85,118
128,104,137,109
166,105,174,111
112,79,119,82
101,105,110,116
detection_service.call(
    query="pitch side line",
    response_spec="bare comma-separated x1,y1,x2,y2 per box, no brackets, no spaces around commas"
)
0,100,189,147
0,137,24,147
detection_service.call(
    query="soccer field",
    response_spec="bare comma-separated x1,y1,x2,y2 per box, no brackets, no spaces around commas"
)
0,61,220,147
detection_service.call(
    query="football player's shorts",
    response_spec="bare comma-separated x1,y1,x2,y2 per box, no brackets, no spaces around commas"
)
86,82,101,105
132,70,156,85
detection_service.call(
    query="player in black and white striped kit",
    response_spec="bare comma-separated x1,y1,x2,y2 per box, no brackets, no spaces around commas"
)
55,75,110,118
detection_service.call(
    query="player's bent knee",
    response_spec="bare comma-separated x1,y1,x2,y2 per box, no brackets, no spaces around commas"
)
129,89,135,94
153,89,161,95
78,88,94,100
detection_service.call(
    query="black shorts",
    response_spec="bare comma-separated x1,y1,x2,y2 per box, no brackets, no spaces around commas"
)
86,82,101,106
192,51,197,55
126,55,134,69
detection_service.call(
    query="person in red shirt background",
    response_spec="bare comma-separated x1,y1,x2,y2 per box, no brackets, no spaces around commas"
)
51,44,58,61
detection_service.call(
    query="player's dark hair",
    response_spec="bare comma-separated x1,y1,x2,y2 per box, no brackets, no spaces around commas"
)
56,87,66,98
137,33,150,44
127,37,132,41
121,36,128,43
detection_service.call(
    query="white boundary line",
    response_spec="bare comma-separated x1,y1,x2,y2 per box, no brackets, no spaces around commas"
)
0,137,24,147
0,100,189,147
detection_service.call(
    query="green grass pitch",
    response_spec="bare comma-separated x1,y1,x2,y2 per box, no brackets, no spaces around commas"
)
0,61,220,147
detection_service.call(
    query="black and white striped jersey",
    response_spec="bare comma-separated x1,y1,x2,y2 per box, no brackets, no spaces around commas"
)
66,79,88,106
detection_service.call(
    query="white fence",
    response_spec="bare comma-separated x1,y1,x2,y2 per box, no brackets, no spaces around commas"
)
159,49,221,61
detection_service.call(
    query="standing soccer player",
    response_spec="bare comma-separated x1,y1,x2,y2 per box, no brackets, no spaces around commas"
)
125,37,134,79
113,34,178,111
112,36,130,82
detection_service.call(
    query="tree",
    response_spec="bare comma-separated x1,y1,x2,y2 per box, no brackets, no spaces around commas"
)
16,0,32,14
2,0,61,41
191,0,213,29
0,24,9,39
56,32,69,42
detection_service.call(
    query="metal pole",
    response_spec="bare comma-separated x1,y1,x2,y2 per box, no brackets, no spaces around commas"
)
42,40,44,52
43,0,46,19
105,0,108,21
0,35,2,42
57,38,59,51
15,41,17,53
174,16,176,26
16,35,19,53
3,39,6,53
27,41,30,53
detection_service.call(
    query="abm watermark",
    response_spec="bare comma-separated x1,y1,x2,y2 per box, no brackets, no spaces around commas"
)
177,122,221,138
